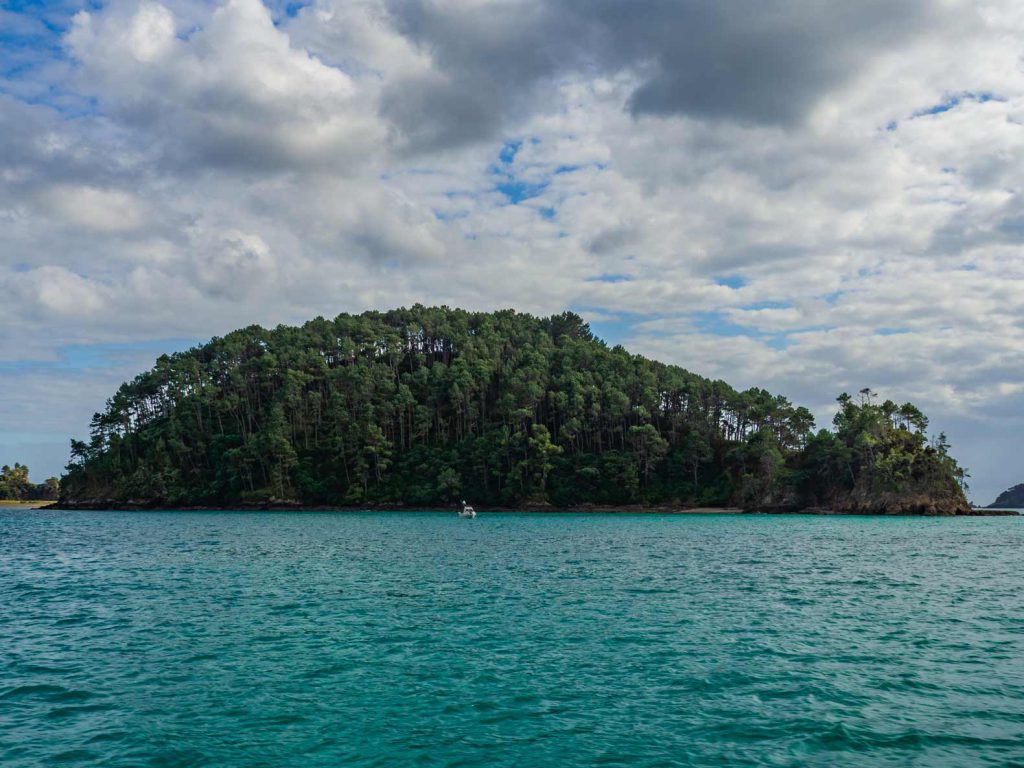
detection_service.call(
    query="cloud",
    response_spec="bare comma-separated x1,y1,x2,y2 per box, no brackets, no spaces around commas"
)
596,0,944,124
41,185,148,232
66,0,386,172
187,229,277,298
377,0,967,152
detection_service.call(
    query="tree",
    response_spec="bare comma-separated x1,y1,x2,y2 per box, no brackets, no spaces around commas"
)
519,425,562,500
435,467,461,502
628,423,668,487
680,431,713,488
0,463,31,499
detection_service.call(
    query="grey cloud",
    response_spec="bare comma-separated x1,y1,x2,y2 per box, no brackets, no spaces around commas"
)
380,0,575,153
609,1,935,123
995,198,1024,240
382,0,950,151
926,193,1024,257
0,96,116,192
381,74,505,155
587,224,640,255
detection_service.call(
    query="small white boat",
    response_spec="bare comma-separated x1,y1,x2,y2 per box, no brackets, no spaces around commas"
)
459,501,476,519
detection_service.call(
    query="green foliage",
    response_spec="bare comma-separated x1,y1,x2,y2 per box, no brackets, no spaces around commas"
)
0,464,60,500
729,429,790,506
59,306,965,510
0,463,31,499
794,389,969,506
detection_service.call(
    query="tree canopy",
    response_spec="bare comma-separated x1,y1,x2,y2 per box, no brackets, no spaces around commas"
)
784,388,969,513
60,306,968,512
0,464,60,501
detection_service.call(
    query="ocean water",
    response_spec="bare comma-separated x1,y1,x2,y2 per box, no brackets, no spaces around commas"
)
2,511,1023,767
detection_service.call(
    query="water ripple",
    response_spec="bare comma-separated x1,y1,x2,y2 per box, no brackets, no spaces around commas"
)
2,511,1023,767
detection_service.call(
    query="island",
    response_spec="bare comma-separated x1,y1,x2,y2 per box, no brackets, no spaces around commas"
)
56,306,1007,515
988,484,1024,509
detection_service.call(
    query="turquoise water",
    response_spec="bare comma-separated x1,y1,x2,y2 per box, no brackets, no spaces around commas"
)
2,511,1023,767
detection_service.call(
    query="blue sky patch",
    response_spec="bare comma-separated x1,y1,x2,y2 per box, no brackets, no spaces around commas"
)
499,140,522,164
269,0,310,24
0,2,100,115
0,338,201,375
912,91,1001,119
740,300,793,311
569,308,649,347
585,273,633,283
715,275,747,289
693,310,753,338
492,138,551,204
495,179,549,204
488,140,606,209
432,209,468,222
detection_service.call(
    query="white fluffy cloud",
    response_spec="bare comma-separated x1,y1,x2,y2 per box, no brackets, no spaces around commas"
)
67,0,386,171
1,0,1023,501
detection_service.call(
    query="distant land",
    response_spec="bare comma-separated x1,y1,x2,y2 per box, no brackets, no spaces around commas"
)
988,484,1024,509
0,462,60,504
57,306,1004,515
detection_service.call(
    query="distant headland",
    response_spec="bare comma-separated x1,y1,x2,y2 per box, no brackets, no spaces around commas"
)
55,306,1008,516
987,484,1024,510
0,463,60,507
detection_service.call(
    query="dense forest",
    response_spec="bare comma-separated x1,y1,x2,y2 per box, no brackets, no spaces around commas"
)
61,306,971,513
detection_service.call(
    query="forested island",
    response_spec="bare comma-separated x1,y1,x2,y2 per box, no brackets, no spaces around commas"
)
59,306,988,514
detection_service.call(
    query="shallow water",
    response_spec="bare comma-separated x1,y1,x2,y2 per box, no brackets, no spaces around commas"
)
2,510,1023,767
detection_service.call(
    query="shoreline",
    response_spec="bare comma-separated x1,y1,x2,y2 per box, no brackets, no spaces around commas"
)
44,501,744,514
40,500,1019,516
0,499,56,509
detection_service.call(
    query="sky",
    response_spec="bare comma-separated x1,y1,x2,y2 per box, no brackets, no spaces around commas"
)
1,0,1022,504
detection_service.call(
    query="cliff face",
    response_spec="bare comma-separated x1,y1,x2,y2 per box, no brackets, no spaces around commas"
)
988,484,1024,509
829,490,971,516
746,469,973,516
829,463,972,515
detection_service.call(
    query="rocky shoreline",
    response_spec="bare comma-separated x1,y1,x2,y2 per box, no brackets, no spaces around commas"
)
45,499,1019,515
